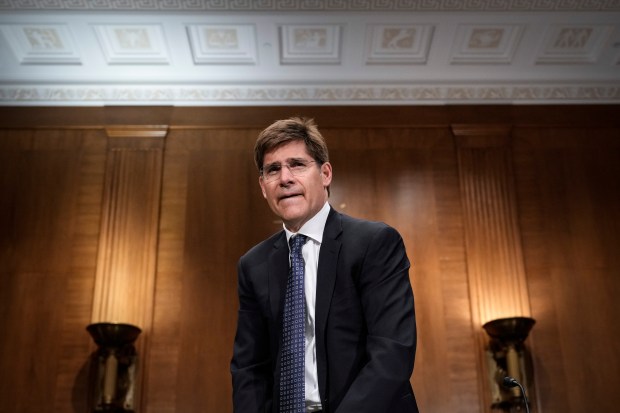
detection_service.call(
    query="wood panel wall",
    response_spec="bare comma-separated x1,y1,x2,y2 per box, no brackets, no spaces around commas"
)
0,106,618,413
512,127,620,413
0,128,106,412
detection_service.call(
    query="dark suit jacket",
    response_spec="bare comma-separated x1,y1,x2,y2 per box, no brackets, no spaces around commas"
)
231,207,418,413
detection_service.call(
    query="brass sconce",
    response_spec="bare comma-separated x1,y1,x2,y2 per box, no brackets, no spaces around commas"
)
483,317,536,411
87,322,142,412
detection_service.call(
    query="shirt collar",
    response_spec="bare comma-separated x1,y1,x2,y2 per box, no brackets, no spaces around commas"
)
284,202,331,245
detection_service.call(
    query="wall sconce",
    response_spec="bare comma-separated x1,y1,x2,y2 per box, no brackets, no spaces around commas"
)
87,322,142,412
483,317,536,411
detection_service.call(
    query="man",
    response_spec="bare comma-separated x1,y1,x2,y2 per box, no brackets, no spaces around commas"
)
231,117,418,413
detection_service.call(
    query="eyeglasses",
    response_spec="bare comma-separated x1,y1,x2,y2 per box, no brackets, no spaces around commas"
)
260,159,317,183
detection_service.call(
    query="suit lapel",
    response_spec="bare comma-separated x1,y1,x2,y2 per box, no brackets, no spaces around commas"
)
315,208,342,399
316,210,342,332
268,231,289,326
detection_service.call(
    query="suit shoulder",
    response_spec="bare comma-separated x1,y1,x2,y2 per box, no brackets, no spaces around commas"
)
332,212,404,248
239,230,283,264
339,212,396,235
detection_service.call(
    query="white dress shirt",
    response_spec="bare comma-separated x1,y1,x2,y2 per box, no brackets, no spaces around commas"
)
284,201,330,412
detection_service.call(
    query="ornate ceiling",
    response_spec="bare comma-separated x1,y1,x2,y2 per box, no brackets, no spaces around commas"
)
0,0,619,106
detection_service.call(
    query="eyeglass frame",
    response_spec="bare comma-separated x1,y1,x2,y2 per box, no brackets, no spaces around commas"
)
259,159,319,183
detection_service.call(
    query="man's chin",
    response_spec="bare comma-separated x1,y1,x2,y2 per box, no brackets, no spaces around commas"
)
280,213,303,224
279,211,306,232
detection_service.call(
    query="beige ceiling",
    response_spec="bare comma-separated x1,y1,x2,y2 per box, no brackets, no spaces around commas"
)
0,0,619,106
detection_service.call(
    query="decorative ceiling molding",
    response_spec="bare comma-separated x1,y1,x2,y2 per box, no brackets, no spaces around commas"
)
2,83,618,105
1,3,618,106
1,0,620,12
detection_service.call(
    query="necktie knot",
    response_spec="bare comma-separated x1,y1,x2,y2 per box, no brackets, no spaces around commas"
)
289,234,307,255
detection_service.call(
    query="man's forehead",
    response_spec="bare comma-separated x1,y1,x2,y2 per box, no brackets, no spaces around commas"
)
264,140,310,161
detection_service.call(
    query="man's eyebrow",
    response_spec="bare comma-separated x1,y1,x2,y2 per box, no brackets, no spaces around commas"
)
264,157,309,166
287,157,310,163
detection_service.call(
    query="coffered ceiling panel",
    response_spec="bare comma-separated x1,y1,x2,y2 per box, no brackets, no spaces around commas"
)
365,24,434,64
187,24,257,64
0,23,81,64
0,0,618,106
93,24,170,64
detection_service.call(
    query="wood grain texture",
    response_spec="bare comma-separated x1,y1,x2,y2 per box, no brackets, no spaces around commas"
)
88,127,167,411
145,127,278,413
0,106,619,413
453,126,534,411
454,126,531,326
326,127,481,412
0,128,107,412
513,127,620,413
90,127,167,329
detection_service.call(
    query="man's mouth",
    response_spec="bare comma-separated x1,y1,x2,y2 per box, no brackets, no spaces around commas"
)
279,193,302,201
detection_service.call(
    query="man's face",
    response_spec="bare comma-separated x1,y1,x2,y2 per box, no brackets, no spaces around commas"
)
259,140,332,233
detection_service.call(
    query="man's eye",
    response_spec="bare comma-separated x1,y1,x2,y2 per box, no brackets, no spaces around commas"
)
289,161,306,170
266,165,281,175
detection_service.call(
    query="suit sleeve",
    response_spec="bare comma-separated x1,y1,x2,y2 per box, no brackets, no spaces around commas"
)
230,258,273,413
336,225,417,413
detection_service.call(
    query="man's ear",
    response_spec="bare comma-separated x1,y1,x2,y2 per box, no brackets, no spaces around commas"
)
259,176,267,198
321,162,333,187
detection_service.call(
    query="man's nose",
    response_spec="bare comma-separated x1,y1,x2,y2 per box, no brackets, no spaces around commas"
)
278,165,295,182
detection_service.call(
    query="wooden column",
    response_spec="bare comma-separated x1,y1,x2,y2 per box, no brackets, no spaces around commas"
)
453,124,531,325
91,125,167,329
453,124,532,410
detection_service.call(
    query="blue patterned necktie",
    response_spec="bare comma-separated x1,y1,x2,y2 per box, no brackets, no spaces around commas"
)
280,234,307,413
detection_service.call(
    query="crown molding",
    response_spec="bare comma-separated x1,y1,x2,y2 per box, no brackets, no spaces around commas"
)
1,82,618,106
1,0,619,12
